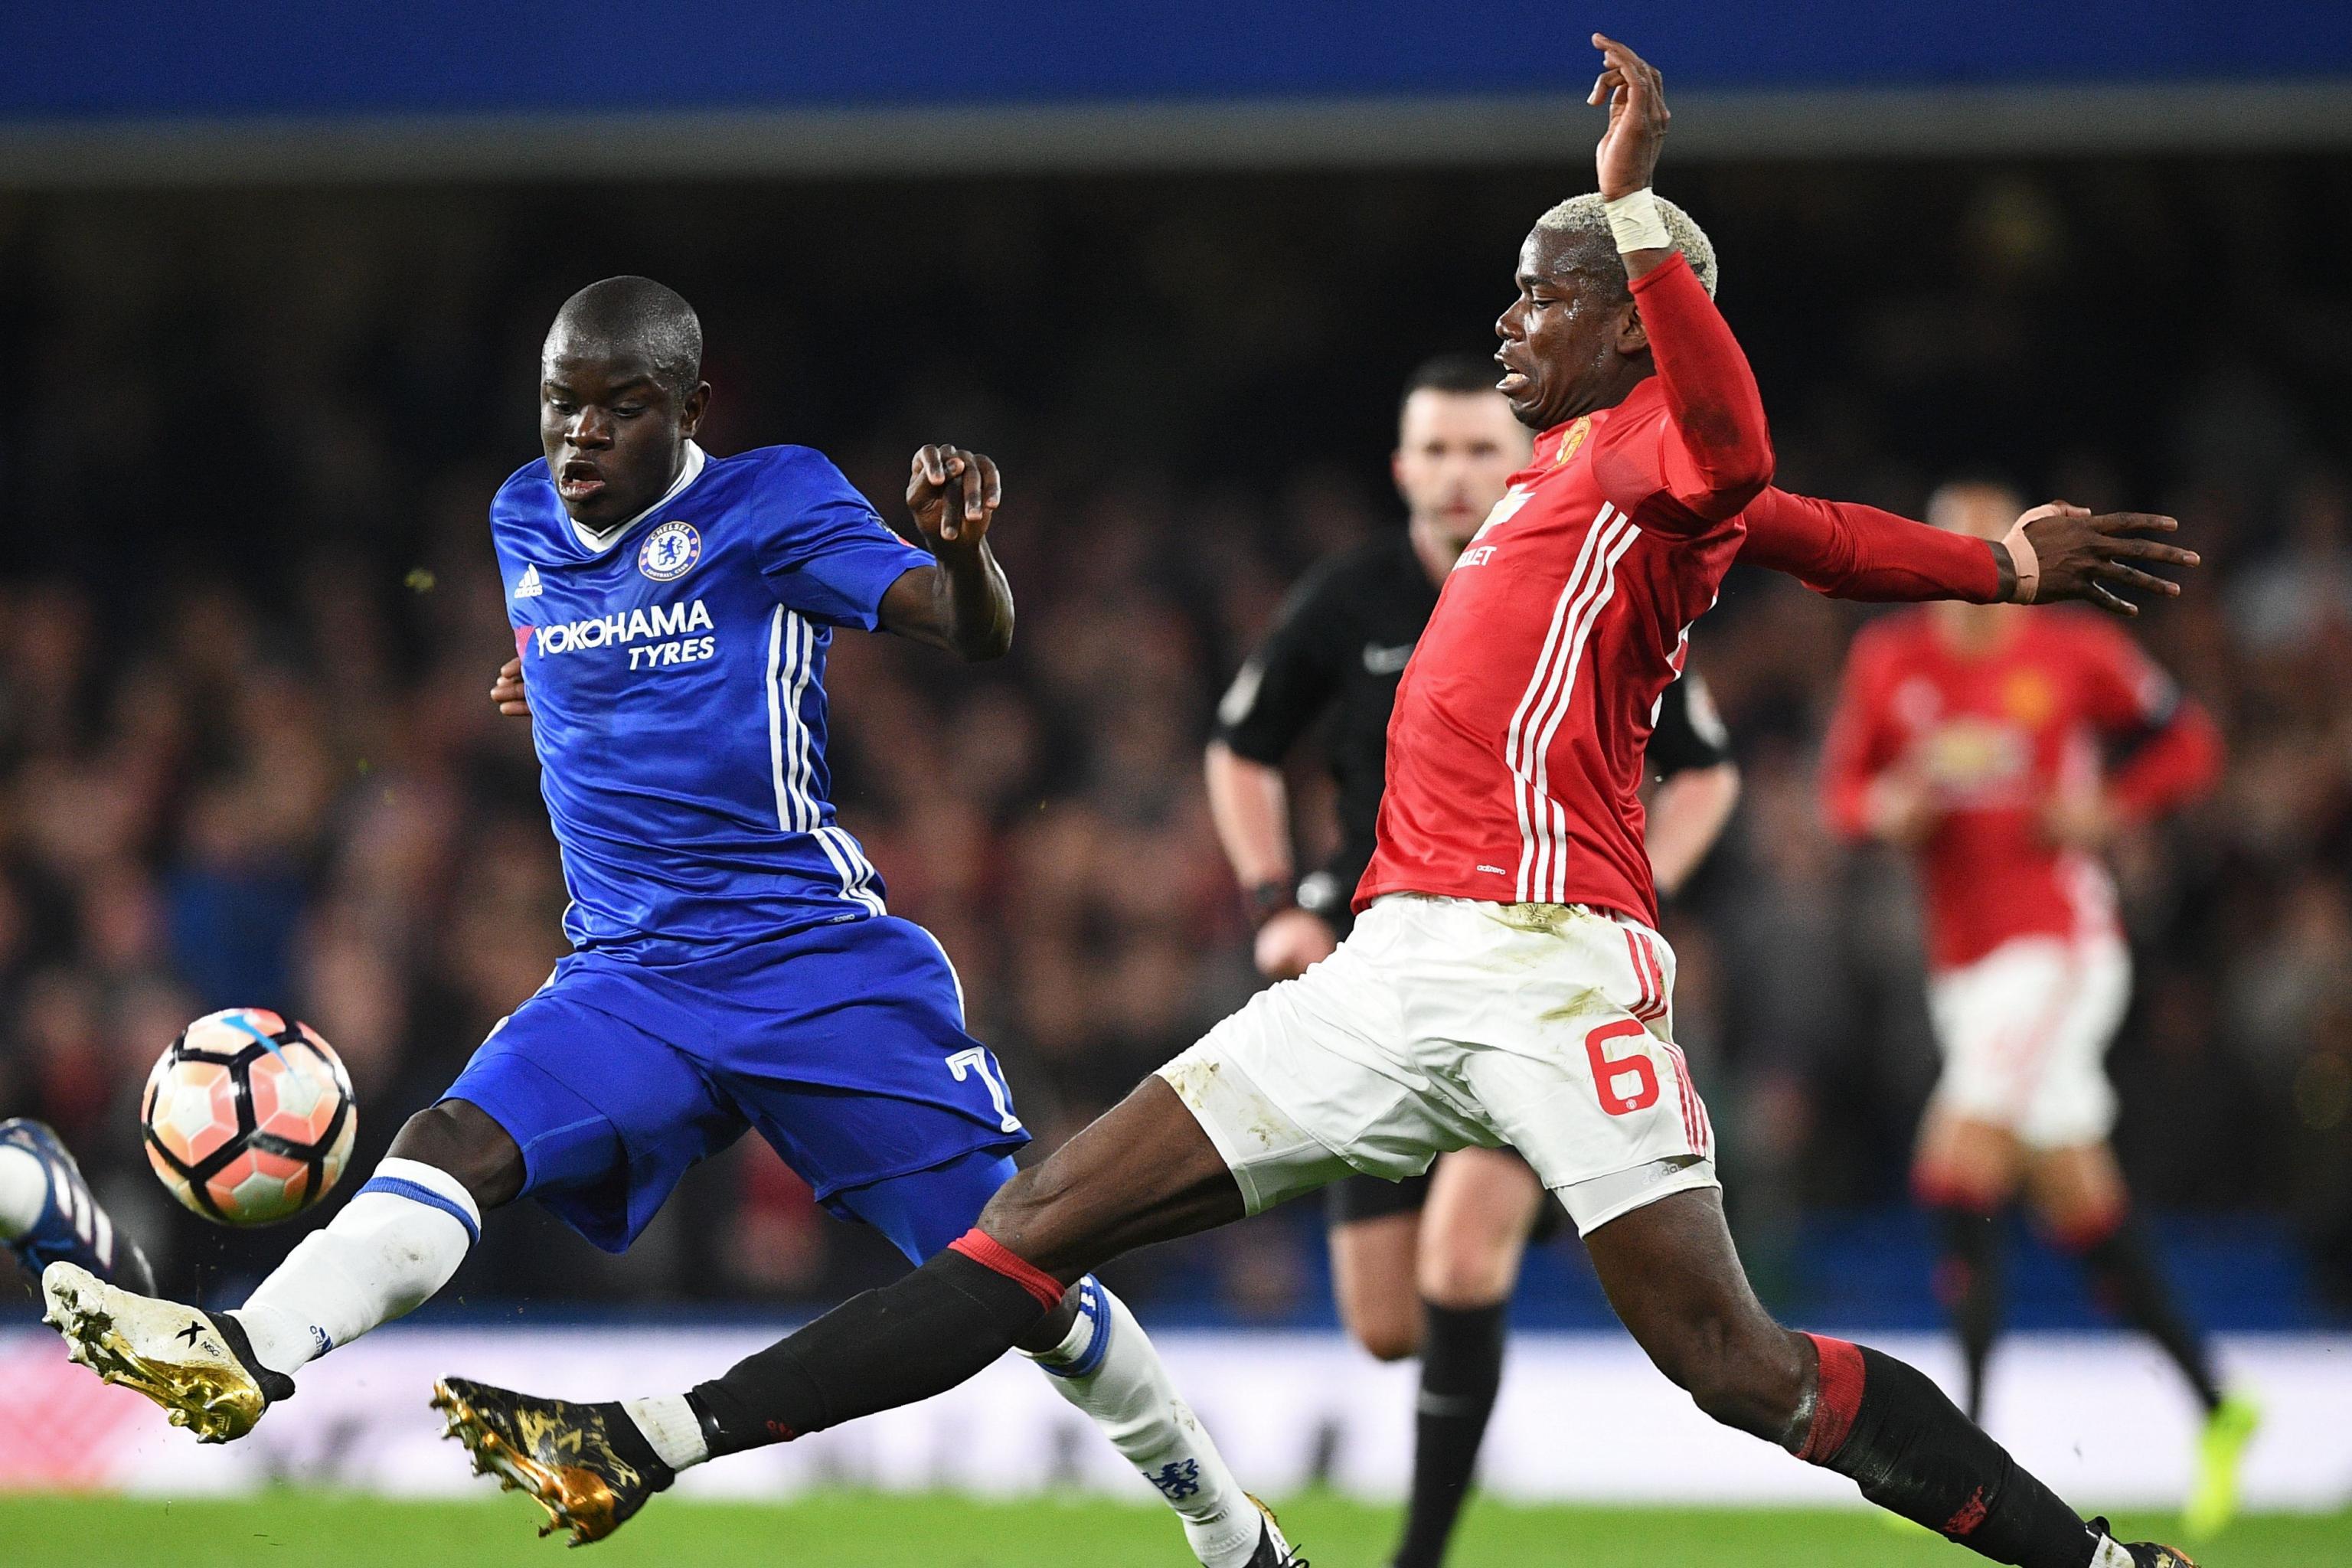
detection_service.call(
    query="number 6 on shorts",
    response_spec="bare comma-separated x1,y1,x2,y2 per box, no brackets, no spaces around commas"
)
1585,1018,1661,1116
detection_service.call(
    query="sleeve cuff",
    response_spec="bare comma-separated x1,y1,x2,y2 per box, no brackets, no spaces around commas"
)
1625,250,1696,296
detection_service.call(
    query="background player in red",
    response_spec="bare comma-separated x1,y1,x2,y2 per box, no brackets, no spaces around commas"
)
1821,477,2257,1538
433,38,2204,1568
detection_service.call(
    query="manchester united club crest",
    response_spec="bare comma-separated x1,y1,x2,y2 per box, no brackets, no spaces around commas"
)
1553,415,1592,468
639,520,701,582
2002,668,2057,727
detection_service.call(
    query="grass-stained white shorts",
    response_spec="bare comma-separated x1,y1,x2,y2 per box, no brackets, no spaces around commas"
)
1927,932,2130,1150
1158,893,1717,1235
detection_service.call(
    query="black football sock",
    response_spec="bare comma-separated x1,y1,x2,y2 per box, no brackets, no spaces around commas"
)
2063,1211,2223,1413
1793,1335,2096,1568
208,1309,296,1405
1932,1203,2006,1422
687,1231,1061,1455
1391,1299,1509,1568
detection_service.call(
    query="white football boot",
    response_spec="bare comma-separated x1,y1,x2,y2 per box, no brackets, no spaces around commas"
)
41,1259,288,1442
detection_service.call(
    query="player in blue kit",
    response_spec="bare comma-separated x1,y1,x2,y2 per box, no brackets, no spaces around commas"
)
42,276,1294,1567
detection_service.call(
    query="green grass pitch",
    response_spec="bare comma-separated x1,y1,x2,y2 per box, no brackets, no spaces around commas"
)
5,1491,2344,1567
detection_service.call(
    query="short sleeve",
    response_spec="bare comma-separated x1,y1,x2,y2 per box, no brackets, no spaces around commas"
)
1648,671,1732,777
1215,562,1350,765
754,450,934,630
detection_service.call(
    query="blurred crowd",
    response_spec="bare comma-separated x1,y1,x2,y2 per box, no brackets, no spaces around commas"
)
0,154,2346,1317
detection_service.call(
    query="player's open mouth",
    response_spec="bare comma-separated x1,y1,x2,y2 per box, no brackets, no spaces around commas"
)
1494,350,1530,397
558,465,606,500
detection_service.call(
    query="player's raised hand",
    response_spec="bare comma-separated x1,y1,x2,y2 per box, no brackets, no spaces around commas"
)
491,656,530,718
2011,503,2199,616
906,443,1002,549
1589,34,1669,200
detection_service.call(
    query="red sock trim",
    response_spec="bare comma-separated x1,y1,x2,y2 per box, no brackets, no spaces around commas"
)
947,1229,1067,1312
1797,1334,1867,1464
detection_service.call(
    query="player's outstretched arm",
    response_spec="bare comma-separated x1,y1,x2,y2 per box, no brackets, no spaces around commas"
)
1739,488,2198,615
880,443,1014,660
1592,35,1774,524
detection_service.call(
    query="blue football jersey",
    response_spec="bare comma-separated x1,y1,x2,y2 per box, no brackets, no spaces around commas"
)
492,443,933,962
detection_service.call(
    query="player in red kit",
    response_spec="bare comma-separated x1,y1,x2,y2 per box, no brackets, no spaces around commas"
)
443,40,2202,1568
1823,478,2257,1539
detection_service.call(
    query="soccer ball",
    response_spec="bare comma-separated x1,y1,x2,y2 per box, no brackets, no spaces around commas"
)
141,1008,358,1226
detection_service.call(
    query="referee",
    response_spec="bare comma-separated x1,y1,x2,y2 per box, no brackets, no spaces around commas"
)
1204,354,1740,1568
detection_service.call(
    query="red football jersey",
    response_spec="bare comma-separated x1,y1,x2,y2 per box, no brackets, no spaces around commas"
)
1354,250,2020,927
1821,609,2219,970
1360,253,1769,923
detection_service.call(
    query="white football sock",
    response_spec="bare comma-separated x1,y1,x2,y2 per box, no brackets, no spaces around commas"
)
1025,1279,1261,1568
0,1145,46,1240
621,1393,709,1471
229,1158,480,1377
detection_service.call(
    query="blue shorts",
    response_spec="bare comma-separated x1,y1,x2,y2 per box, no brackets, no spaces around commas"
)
443,916,1028,1253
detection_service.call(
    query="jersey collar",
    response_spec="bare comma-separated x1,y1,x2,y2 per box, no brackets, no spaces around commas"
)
564,441,707,557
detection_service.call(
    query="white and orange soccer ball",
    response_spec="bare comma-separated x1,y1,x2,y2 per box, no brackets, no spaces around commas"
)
140,1008,358,1226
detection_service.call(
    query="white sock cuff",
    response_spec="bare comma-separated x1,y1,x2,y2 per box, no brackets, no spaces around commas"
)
358,1158,482,1242
622,1393,710,1472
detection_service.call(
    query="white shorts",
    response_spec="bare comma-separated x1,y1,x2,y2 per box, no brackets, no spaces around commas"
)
1157,893,1718,1235
1926,933,2131,1149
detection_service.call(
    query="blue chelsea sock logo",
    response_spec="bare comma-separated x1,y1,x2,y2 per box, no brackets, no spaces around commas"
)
1147,1459,1201,1501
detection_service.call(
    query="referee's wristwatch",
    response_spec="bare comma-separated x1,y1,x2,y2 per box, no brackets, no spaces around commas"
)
1294,871,1346,923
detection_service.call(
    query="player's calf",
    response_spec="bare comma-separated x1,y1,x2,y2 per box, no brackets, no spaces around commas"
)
225,1153,485,1381
1589,1188,2194,1567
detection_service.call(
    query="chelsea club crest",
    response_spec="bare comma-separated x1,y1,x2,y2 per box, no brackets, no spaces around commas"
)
639,520,701,581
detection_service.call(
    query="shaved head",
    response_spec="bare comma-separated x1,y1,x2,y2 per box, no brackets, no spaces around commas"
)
546,275,703,397
538,276,710,528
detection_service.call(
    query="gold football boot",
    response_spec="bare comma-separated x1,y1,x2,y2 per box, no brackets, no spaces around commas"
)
41,1260,286,1442
432,1376,674,1547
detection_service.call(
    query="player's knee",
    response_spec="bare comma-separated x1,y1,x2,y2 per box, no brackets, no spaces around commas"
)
1343,1295,1421,1362
385,1102,524,1212
1417,1231,1518,1309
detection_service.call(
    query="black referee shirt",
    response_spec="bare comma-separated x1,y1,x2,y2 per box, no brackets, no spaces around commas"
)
1216,531,1730,926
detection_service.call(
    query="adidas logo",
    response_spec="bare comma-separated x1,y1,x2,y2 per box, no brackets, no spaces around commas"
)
514,564,544,599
